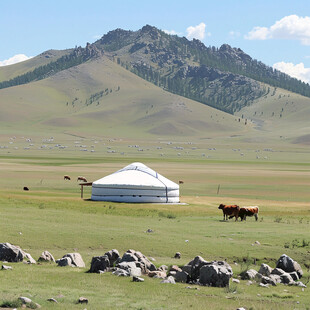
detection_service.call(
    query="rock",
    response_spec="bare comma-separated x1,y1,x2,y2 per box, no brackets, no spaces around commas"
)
19,296,33,304
181,265,192,275
294,281,307,288
269,274,281,284
259,263,272,277
174,270,189,283
174,252,181,259
254,241,261,245
232,278,240,283
25,253,36,264
170,265,182,273
57,257,72,267
241,269,258,280
89,255,110,273
280,273,294,285
276,254,303,278
289,271,299,281
47,298,58,303
158,265,168,272
149,257,156,262
133,276,144,282
146,229,153,233
261,275,277,286
148,270,167,279
78,297,88,304
62,253,85,268
38,251,55,263
199,261,233,287
247,280,253,285
186,256,209,280
161,276,176,284
259,283,269,288
271,268,286,276
2,265,12,270
112,268,130,277
0,243,25,262
121,252,138,263
237,308,247,310
104,249,120,266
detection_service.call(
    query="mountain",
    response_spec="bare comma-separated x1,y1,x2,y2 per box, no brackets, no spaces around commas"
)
1,25,310,115
0,25,310,143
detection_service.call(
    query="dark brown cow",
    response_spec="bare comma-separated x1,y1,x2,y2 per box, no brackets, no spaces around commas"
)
218,204,240,221
178,180,184,184
77,176,87,182
238,206,259,221
23,187,29,191
64,175,71,180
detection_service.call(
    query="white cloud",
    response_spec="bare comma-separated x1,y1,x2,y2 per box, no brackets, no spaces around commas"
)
163,29,182,36
273,61,310,84
186,22,207,40
0,54,33,66
245,15,310,45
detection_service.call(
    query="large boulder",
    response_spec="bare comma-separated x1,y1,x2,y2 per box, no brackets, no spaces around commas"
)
63,253,85,268
174,270,189,283
276,254,303,278
38,251,55,263
57,257,72,267
120,249,156,274
199,261,233,287
186,256,209,280
259,263,272,277
0,243,24,262
89,255,110,273
104,249,120,267
241,269,258,280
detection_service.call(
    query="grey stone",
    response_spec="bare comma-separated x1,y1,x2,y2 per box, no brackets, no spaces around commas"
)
259,283,269,288
186,255,209,280
25,253,36,264
161,276,176,284
112,268,130,277
241,269,258,280
294,281,307,288
104,249,120,267
174,252,181,259
2,265,12,270
0,243,25,262
78,297,88,304
199,261,233,287
289,271,299,281
89,255,110,273
259,263,272,277
19,296,32,304
174,270,189,283
47,298,58,303
62,253,85,268
38,251,55,263
232,278,240,283
133,276,144,282
276,254,303,278
158,265,168,272
271,268,286,276
261,275,277,286
280,273,294,285
269,274,281,284
57,257,72,267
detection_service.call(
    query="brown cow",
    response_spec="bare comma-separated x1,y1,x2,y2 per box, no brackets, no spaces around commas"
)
178,180,184,184
23,187,29,191
218,204,240,221
238,206,259,221
77,176,87,182
64,175,71,180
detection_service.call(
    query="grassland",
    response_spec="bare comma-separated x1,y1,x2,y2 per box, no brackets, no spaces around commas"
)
0,145,310,309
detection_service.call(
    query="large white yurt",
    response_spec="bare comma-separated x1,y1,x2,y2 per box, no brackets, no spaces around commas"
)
91,162,179,203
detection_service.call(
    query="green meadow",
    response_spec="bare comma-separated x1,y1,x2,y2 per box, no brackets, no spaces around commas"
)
0,142,310,309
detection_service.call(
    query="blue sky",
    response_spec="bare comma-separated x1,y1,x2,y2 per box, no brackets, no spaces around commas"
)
1,0,310,82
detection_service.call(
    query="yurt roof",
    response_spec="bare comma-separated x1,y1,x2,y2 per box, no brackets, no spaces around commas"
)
92,162,178,190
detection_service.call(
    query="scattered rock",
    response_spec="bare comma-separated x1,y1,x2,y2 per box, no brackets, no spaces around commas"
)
38,251,55,263
232,278,240,283
289,271,299,281
104,249,120,266
78,297,88,304
2,265,12,270
170,265,182,273
254,241,261,245
112,268,130,277
19,296,33,304
174,252,181,259
47,298,58,303
132,276,144,282
89,255,110,273
294,281,307,288
259,283,269,288
271,268,286,276
199,261,233,287
158,265,168,272
62,253,85,268
146,229,153,233
161,276,176,284
276,254,303,278
259,263,272,277
280,273,294,285
56,257,72,267
186,255,209,280
241,269,258,280
0,243,35,263
148,270,167,279
174,270,189,283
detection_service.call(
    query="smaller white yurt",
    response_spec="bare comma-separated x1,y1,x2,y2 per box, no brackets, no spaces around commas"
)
91,162,179,203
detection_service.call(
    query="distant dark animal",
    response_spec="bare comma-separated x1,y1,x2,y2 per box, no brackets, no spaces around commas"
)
64,175,71,180
178,180,184,184
238,206,259,221
77,176,87,182
23,187,29,191
218,204,240,221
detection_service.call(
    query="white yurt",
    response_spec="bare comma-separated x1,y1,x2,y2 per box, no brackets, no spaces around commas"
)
91,162,179,203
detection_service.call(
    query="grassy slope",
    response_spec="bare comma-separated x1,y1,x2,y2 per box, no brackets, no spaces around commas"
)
0,157,309,309
0,49,72,82
0,55,247,139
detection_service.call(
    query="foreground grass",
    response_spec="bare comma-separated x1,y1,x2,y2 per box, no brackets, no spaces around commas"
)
0,156,310,309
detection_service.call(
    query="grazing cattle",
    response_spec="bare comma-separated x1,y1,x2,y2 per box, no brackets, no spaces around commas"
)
23,187,29,191
77,176,87,182
239,206,259,221
64,175,71,181
178,180,184,184
218,204,240,221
